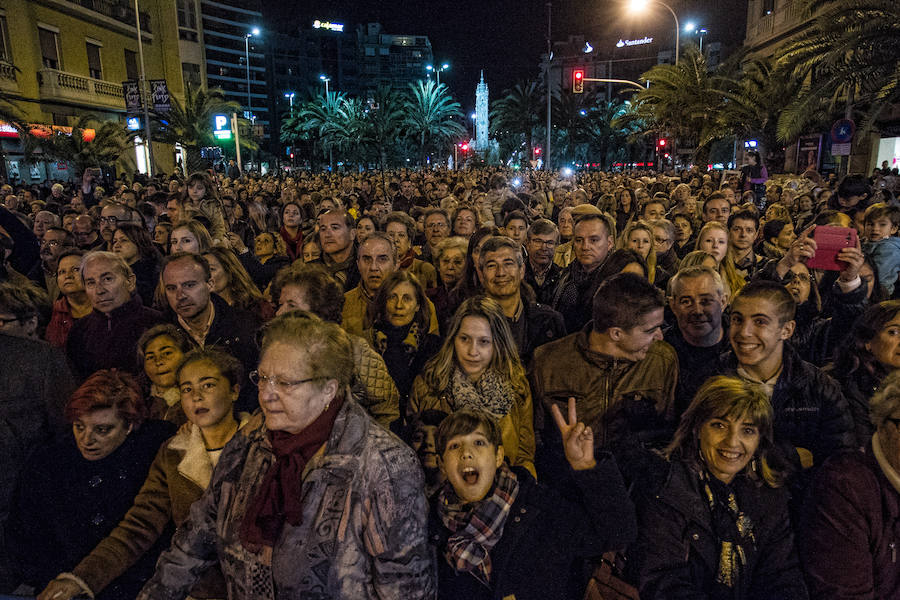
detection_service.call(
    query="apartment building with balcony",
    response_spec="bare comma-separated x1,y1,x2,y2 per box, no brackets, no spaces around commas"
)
1,0,188,181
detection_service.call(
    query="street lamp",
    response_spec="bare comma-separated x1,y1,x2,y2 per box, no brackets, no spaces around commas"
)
284,92,295,116
627,0,680,64
319,74,330,95
426,63,449,84
245,27,260,122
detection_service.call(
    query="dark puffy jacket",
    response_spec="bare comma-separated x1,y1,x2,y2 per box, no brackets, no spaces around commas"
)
430,458,637,600
799,443,900,598
631,458,809,600
511,301,566,366
720,345,854,469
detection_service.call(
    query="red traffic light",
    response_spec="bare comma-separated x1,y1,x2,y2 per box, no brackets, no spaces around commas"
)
573,69,585,94
534,147,542,155
460,143,468,151
657,138,667,147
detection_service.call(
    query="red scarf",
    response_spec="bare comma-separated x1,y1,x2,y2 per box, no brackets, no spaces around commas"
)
239,395,344,549
398,249,416,270
279,226,303,261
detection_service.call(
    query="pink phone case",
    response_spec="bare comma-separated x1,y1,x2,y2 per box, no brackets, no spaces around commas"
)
806,226,857,271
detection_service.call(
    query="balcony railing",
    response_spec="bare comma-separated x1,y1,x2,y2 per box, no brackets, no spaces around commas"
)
37,68,124,110
746,0,815,47
0,61,17,94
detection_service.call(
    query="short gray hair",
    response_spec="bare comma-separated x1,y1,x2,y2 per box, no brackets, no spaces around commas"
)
81,251,135,282
870,370,900,428
668,265,725,299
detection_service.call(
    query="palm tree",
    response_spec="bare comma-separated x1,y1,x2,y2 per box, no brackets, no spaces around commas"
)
587,99,641,169
490,81,544,163
29,114,126,175
621,47,731,164
148,84,250,173
404,79,465,167
290,90,348,169
776,0,900,142
366,86,405,169
552,88,603,166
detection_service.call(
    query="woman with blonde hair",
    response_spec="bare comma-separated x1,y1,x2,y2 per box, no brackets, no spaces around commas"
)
409,296,535,476
168,220,212,255
620,220,666,285
695,221,745,299
202,247,273,320
631,376,804,599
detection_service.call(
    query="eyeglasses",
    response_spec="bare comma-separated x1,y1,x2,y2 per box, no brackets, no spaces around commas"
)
529,239,557,248
249,370,323,393
426,221,448,230
98,216,119,225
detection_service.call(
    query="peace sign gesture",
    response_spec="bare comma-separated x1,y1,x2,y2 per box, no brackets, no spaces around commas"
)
551,398,597,471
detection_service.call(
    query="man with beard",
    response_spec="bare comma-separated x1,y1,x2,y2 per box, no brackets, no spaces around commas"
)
480,236,565,365
98,202,137,250
161,252,259,411
523,219,562,305
28,227,75,300
664,266,730,415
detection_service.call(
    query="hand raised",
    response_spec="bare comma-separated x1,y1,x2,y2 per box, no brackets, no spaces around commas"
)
837,236,864,282
550,397,596,471
38,578,84,600
786,225,817,266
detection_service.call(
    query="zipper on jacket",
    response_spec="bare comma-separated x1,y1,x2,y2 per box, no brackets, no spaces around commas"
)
891,541,896,563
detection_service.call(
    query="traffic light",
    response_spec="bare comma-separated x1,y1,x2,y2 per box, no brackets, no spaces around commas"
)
573,69,584,94
657,138,667,148
461,143,468,152
534,147,542,156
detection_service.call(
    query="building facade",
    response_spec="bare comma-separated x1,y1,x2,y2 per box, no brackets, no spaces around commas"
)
356,23,433,98
2,0,187,181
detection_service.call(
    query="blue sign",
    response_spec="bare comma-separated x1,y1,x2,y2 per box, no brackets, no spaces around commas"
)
126,117,141,131
213,114,231,140
831,119,855,144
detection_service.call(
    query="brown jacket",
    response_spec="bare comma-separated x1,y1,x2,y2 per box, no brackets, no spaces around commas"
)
409,372,536,477
530,329,678,460
71,419,252,598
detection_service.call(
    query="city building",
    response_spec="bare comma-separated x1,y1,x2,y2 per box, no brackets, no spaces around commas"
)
2,0,188,181
356,23,433,98
200,0,268,156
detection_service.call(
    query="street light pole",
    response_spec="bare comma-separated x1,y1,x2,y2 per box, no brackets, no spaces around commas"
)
629,0,679,64
545,1,552,171
319,74,330,95
133,0,153,175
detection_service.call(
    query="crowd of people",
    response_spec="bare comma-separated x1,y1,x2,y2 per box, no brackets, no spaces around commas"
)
1,159,899,599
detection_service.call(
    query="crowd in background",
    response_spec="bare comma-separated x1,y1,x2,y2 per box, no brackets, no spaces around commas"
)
1,158,899,599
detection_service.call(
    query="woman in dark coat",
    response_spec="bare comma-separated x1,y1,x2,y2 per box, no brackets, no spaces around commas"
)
630,375,808,600
364,270,441,427
111,224,161,307
430,404,636,600
5,369,175,600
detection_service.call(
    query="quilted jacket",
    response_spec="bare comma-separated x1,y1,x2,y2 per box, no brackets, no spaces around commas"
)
349,333,401,428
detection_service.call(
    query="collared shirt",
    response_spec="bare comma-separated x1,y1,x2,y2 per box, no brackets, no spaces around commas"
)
178,302,216,347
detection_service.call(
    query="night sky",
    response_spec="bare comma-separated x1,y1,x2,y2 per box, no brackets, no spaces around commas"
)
264,0,746,111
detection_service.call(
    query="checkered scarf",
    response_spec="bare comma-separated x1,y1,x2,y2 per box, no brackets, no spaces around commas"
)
437,463,519,585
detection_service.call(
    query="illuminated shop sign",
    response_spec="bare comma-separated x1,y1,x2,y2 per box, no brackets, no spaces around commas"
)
616,37,654,48
313,20,344,32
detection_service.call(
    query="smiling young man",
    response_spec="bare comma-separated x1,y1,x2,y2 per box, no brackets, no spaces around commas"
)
533,273,677,484
723,280,854,471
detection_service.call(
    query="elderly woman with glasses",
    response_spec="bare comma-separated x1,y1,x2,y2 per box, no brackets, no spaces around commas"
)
136,312,434,600
800,370,900,597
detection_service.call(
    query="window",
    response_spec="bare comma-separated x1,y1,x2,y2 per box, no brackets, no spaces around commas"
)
38,27,60,70
177,0,198,41
86,42,102,79
124,49,138,80
181,62,201,88
0,16,11,63
761,0,775,16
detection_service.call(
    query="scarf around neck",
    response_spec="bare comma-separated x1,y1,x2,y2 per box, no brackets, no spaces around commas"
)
700,469,756,590
239,396,344,550
437,463,520,585
450,367,515,417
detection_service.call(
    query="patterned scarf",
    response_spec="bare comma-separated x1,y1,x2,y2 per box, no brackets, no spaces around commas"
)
449,367,515,417
398,249,417,270
437,463,520,584
372,321,421,355
700,469,756,589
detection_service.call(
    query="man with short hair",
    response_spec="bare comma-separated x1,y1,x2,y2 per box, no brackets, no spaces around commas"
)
98,202,136,249
721,280,854,471
701,192,731,224
641,199,666,222
71,215,103,250
385,212,437,289
28,226,75,300
551,207,616,333
162,252,259,410
422,208,451,264
664,266,730,414
66,251,163,379
394,179,423,214
532,273,677,483
728,209,763,281
524,219,563,305
503,211,529,248
342,233,398,337
318,209,359,291
480,236,565,365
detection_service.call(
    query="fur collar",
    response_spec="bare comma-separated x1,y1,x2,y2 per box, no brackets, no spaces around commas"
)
169,413,252,489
